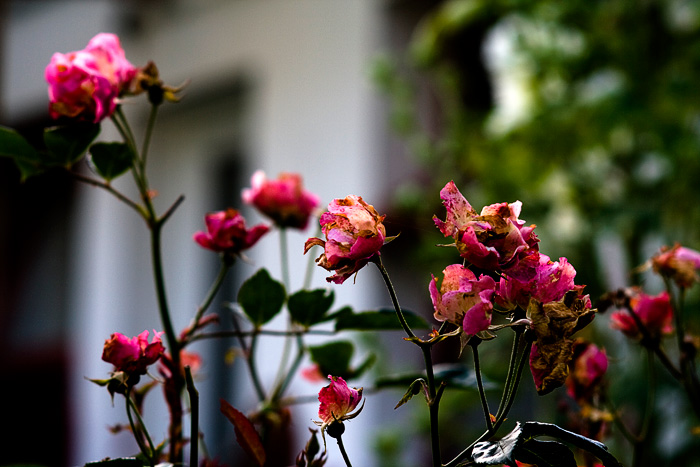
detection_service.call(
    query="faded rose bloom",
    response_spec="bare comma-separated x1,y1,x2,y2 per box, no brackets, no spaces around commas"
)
304,195,386,284
497,252,577,310
45,33,137,122
566,340,608,402
159,350,202,380
242,171,320,229
193,208,269,257
610,289,673,340
315,375,363,429
433,181,538,272
651,244,700,288
429,264,496,336
102,329,164,376
301,364,327,383
528,288,596,395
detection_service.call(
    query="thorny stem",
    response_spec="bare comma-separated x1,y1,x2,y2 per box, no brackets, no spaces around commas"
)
372,257,416,339
631,348,657,467
113,106,185,464
374,256,440,465
185,366,199,467
421,344,442,467
140,104,159,169
336,434,353,467
471,340,493,432
662,279,700,418
495,326,524,421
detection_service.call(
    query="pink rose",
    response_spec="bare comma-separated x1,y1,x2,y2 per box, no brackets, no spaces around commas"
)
429,264,496,336
497,252,577,310
102,329,165,375
193,208,269,257
610,290,673,340
317,375,363,426
242,170,320,229
304,195,386,284
651,244,700,288
566,340,608,402
433,181,538,272
45,33,136,122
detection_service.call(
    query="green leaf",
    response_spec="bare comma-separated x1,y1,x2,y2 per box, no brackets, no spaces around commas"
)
288,288,335,327
89,142,135,181
237,268,286,327
220,399,266,467
84,458,143,466
515,439,576,467
0,126,44,180
308,340,354,378
334,308,429,331
394,378,427,409
43,123,100,166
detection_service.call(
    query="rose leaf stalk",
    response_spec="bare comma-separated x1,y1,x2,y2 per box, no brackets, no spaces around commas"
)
125,388,156,466
182,258,232,346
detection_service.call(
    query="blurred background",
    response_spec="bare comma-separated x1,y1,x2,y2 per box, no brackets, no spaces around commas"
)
2,0,700,466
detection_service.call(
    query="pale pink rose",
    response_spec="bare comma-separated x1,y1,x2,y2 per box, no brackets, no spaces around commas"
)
193,208,269,256
102,329,165,375
610,290,673,340
304,195,386,284
317,375,363,425
242,170,320,229
429,264,496,336
433,181,538,271
45,33,136,122
300,364,326,383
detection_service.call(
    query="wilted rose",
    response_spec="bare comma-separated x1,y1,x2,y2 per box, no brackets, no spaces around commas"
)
315,375,363,430
304,195,386,284
527,289,596,395
433,181,538,272
429,264,496,336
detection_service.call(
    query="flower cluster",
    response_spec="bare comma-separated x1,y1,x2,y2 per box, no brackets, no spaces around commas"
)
45,33,137,122
431,181,595,394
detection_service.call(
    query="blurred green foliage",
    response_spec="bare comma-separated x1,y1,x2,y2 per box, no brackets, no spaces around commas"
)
373,0,700,465
377,0,700,294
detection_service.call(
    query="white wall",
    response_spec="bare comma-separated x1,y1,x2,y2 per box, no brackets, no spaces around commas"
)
3,1,395,465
